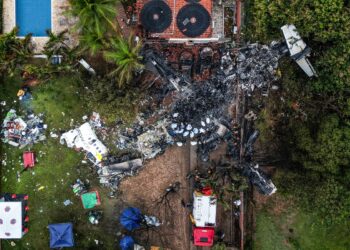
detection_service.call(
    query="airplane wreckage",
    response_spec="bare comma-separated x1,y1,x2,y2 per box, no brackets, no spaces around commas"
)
60,25,315,196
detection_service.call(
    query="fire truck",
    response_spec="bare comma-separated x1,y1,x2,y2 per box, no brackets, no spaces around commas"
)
192,190,217,247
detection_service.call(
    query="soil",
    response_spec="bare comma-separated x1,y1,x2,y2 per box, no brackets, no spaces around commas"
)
118,145,192,250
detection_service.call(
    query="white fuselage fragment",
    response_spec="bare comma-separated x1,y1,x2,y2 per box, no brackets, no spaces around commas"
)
60,122,108,163
281,24,317,77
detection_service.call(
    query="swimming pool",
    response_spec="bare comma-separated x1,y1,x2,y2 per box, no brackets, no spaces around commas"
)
16,0,52,37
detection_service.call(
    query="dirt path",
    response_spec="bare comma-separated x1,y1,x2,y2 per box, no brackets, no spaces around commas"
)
119,145,192,250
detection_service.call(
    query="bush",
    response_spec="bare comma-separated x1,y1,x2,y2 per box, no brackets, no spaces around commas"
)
81,77,140,125
275,169,350,225
291,114,350,174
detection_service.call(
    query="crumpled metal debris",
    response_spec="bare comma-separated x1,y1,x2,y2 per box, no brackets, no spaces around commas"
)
144,215,161,227
90,112,103,129
235,43,283,94
97,156,143,190
241,162,277,195
1,109,47,148
115,44,281,161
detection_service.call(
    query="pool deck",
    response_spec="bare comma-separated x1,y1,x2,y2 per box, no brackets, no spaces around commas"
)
3,0,78,53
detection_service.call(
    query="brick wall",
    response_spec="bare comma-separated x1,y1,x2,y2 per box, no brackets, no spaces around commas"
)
137,0,213,39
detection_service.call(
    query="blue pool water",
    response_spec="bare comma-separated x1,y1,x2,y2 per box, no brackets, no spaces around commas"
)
16,0,51,36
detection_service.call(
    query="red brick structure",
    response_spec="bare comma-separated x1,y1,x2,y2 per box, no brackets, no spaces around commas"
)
136,0,214,40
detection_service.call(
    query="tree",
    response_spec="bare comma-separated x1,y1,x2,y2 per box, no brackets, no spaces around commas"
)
104,36,143,87
68,0,121,38
0,27,33,77
43,29,80,64
291,114,350,174
248,0,350,43
314,177,350,225
79,28,106,55
312,40,350,93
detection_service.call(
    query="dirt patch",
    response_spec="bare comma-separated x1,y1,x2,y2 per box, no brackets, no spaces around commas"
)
253,188,293,216
118,145,191,250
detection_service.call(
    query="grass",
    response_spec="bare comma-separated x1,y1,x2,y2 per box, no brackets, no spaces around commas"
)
254,211,290,250
253,193,350,250
32,76,88,129
0,75,116,249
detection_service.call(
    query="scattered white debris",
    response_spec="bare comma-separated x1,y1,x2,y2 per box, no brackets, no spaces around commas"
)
50,132,59,138
63,200,73,206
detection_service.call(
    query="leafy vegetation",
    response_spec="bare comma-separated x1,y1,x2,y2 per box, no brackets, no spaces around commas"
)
82,77,139,124
0,28,33,77
254,211,290,250
245,0,350,227
291,114,350,174
68,0,120,40
254,202,350,250
274,168,350,226
104,36,143,87
68,0,120,56
67,0,143,87
0,0,2,33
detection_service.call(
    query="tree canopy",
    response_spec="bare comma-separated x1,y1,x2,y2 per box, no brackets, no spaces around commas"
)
247,0,350,94
0,28,33,77
104,36,143,87
247,0,350,225
291,114,350,174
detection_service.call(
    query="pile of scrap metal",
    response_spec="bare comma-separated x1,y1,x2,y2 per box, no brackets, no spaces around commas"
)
60,118,144,191
234,43,283,95
141,50,191,91
112,38,307,191
116,117,173,159
116,44,281,160
241,130,277,195
1,109,47,148
98,156,143,190
241,162,277,195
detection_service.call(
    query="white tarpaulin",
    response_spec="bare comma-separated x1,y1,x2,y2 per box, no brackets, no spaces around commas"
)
0,202,23,239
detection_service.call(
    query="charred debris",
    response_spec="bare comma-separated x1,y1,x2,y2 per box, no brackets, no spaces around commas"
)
107,42,286,195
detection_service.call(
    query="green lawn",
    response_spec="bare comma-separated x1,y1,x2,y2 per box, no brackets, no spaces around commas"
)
0,75,116,249
253,196,350,250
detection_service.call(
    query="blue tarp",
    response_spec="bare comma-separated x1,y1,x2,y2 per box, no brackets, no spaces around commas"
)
48,223,74,248
120,236,135,250
119,207,143,231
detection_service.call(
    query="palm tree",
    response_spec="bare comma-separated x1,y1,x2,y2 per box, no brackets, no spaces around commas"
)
79,28,106,55
104,35,143,87
43,29,80,68
0,27,33,77
44,30,70,58
68,0,121,37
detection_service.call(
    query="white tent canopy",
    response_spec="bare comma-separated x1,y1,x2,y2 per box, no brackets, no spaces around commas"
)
0,202,23,239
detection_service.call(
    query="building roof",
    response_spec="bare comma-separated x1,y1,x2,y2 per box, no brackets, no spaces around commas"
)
137,0,213,40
